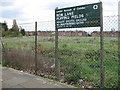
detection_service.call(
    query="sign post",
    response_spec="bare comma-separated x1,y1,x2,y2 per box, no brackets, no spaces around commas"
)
35,21,38,75
55,7,60,80
99,2,105,88
118,1,120,88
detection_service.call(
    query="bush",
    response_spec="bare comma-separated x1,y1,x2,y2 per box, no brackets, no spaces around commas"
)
4,30,22,37
20,29,26,36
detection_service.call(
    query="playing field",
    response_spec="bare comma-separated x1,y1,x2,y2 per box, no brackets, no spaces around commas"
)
2,36,118,88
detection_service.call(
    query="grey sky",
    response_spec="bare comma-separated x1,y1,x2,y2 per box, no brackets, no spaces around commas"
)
0,0,119,31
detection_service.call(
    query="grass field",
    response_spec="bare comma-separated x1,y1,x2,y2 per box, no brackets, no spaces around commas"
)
2,36,118,88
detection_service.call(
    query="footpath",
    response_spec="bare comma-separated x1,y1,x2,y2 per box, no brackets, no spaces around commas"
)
2,67,75,88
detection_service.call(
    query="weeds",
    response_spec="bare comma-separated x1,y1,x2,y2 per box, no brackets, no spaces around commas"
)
2,36,118,88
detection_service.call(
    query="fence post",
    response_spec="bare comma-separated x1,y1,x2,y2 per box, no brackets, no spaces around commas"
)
55,7,60,80
35,21,38,75
118,1,120,88
0,34,9,65
100,2,105,88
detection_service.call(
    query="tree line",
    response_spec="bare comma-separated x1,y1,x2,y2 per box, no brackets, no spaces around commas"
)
0,19,25,37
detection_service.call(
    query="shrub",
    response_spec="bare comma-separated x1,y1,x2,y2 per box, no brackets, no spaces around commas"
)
20,29,26,36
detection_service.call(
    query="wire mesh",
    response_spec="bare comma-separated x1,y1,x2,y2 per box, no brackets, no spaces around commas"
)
1,15,119,88
57,15,119,88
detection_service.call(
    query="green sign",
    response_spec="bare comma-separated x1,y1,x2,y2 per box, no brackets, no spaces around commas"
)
55,2,101,29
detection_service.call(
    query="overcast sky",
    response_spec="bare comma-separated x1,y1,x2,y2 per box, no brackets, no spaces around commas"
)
0,0,119,31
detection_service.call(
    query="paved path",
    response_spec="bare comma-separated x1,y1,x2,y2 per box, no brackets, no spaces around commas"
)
2,67,75,88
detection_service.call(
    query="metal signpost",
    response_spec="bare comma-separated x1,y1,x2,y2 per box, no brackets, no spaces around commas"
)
99,2,105,88
55,2,104,87
35,21,38,75
55,7,60,80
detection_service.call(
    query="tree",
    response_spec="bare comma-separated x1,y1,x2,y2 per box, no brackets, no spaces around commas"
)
20,27,26,36
1,19,25,37
12,19,19,35
0,21,9,37
2,21,8,31
0,23,3,37
10,19,20,37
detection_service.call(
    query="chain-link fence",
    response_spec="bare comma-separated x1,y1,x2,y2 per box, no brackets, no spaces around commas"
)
2,27,56,78
2,15,119,88
56,15,119,88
